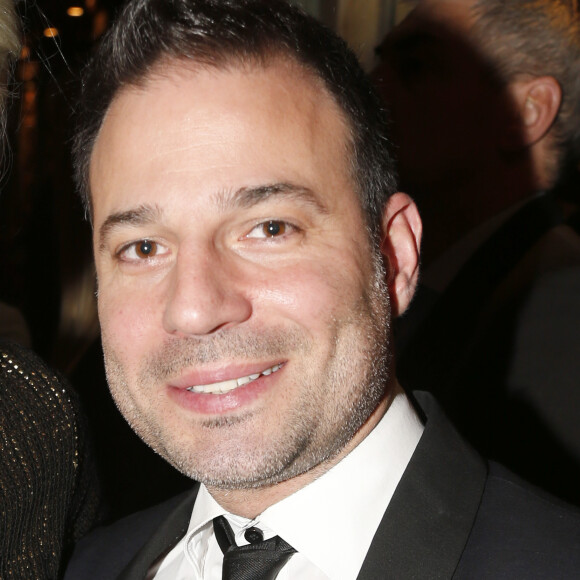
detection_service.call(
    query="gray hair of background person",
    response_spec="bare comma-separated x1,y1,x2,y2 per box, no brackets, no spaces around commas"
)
73,0,398,240
0,0,19,154
473,0,580,178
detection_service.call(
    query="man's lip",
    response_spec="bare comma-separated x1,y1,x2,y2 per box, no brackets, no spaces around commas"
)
167,361,286,414
168,361,286,391
187,363,283,395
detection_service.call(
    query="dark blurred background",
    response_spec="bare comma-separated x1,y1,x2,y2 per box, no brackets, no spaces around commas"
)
1,0,114,371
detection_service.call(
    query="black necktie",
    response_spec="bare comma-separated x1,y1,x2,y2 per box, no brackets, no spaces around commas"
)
213,516,297,580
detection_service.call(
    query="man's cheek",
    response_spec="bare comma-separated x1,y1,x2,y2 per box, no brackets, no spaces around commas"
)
252,267,337,318
99,293,154,354
263,269,362,341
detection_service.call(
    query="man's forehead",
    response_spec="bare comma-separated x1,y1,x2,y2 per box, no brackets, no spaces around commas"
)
93,60,347,171
120,52,328,101
90,56,357,224
98,55,346,148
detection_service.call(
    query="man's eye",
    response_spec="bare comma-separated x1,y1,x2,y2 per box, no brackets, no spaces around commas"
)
246,220,291,239
118,239,168,261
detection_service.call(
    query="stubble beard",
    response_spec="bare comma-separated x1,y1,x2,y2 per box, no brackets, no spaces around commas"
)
102,252,393,491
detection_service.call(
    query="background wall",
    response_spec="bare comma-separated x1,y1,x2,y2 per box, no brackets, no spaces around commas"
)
296,0,415,69
296,0,394,69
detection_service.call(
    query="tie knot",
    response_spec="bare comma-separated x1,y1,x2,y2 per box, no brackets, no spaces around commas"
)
244,526,264,544
213,516,297,580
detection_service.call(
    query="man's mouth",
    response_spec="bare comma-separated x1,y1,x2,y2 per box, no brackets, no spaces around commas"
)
185,363,283,394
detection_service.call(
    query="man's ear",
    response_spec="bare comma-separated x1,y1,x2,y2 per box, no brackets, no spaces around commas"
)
502,76,561,150
380,192,422,317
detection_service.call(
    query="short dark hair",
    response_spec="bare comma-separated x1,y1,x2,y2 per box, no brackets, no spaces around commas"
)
473,0,580,178
73,0,398,237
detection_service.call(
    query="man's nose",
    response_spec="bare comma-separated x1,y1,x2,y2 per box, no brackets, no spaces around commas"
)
162,247,252,337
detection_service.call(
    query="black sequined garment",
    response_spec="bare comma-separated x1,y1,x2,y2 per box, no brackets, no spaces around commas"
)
0,340,100,579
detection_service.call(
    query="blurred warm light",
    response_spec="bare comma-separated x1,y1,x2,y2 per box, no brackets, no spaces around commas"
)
67,6,85,17
86,0,96,9
19,46,30,60
18,60,39,82
93,10,108,38
43,27,59,38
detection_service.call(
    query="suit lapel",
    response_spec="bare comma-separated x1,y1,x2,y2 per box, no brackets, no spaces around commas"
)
118,485,200,580
357,392,487,579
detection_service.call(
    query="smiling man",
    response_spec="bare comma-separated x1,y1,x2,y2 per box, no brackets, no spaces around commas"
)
89,63,402,506
65,1,580,579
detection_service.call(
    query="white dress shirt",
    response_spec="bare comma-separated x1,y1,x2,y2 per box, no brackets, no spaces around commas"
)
155,388,424,580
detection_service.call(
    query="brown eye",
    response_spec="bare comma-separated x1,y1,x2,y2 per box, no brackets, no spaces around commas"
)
245,220,295,241
263,221,286,237
135,240,157,258
117,239,169,263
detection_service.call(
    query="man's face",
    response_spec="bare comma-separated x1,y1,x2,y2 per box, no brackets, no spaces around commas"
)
373,0,506,196
90,60,394,491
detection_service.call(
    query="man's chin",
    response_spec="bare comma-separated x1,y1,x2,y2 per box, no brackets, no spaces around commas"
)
152,432,312,491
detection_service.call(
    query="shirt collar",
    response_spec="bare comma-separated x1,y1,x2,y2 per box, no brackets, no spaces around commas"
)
188,486,227,538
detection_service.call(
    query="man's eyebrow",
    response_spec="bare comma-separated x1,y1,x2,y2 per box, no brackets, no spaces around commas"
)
97,184,328,252
98,204,162,253
223,182,330,214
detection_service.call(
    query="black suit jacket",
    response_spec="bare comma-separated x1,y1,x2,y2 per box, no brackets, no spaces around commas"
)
65,392,580,579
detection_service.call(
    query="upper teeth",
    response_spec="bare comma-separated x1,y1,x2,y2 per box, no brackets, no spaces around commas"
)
186,364,282,394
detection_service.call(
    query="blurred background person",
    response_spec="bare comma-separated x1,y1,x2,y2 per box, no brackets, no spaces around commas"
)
374,0,580,503
0,0,99,576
